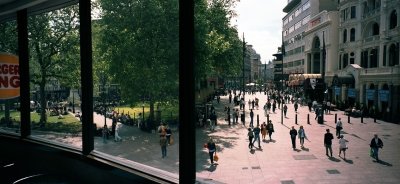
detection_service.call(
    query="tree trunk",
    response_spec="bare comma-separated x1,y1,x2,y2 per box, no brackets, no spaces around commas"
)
149,100,155,123
39,81,47,126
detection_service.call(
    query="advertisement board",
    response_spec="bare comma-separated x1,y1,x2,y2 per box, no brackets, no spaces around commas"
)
0,53,20,99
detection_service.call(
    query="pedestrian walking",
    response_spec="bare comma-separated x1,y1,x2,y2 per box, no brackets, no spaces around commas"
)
261,122,267,141
114,123,122,142
283,104,288,117
252,99,255,109
264,103,268,117
208,119,214,131
217,95,220,104
248,99,251,110
102,124,109,143
160,135,168,158
289,126,298,150
294,102,298,113
229,93,232,104
207,138,217,164
235,109,239,124
249,109,254,127
272,101,276,113
338,135,348,160
247,128,254,149
165,125,172,145
267,120,274,140
324,129,334,157
298,125,307,148
336,118,343,138
370,134,384,162
252,124,261,148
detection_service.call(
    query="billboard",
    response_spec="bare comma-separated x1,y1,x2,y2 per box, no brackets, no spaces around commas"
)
0,53,20,99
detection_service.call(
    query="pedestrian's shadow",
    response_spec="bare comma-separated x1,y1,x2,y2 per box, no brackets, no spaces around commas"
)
250,149,255,154
294,148,301,152
376,160,393,166
301,147,310,152
328,156,341,162
266,139,276,143
207,164,218,172
343,159,353,164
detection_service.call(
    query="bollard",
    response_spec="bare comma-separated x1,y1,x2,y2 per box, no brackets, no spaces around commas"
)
335,114,337,124
257,114,259,126
307,114,310,124
374,116,376,123
267,114,270,123
348,114,351,124
361,116,363,123
295,114,298,124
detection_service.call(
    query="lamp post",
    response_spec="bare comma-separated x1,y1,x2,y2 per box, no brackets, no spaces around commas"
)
142,103,145,122
281,33,285,125
321,31,327,124
72,90,75,113
242,32,246,123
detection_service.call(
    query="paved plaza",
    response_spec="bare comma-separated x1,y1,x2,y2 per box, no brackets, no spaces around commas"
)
196,92,400,184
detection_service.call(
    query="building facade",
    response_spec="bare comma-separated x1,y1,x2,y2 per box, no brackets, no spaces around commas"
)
282,0,400,122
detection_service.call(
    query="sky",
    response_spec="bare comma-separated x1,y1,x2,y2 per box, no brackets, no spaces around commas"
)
232,0,287,64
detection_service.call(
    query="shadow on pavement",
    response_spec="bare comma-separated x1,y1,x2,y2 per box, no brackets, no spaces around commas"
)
250,149,255,154
301,147,310,152
207,164,217,172
344,159,353,164
328,157,341,162
376,160,393,166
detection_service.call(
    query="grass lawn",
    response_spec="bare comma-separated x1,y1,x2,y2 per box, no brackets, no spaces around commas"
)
114,104,178,120
1,111,81,134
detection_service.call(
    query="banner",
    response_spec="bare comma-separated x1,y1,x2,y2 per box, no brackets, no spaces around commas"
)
334,87,341,96
366,89,375,101
378,90,389,102
0,53,20,99
347,88,355,98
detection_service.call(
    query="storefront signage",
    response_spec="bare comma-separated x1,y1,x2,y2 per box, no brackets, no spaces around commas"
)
379,90,389,102
0,53,20,99
347,88,355,98
366,89,375,100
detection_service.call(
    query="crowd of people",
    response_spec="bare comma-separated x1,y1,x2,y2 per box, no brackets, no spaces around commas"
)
202,88,386,165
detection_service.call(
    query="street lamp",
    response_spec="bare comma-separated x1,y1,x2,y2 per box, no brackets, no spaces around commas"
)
320,31,327,124
142,103,145,122
242,32,246,124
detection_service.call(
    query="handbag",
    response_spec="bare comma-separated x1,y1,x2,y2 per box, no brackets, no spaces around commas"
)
213,153,219,162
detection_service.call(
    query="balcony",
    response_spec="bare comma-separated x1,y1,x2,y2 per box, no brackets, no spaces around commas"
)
363,35,380,43
362,8,380,19
360,67,400,76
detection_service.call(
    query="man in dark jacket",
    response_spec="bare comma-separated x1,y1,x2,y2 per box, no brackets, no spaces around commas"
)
289,126,297,150
324,129,334,157
370,134,384,162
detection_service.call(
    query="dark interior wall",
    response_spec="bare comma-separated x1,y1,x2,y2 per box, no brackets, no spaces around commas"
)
0,135,158,184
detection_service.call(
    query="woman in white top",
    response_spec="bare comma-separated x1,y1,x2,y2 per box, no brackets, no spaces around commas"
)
338,135,348,160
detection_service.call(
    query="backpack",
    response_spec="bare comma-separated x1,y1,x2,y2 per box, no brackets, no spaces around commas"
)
248,131,254,138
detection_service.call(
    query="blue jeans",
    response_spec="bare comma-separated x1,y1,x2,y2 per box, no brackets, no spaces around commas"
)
209,151,215,163
252,135,260,147
372,147,379,160
161,146,167,158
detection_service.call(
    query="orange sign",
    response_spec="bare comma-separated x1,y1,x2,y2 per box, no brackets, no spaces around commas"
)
0,53,20,99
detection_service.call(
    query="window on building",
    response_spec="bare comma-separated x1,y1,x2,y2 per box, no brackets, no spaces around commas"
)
350,28,355,41
389,44,399,66
289,25,294,33
389,10,397,29
370,49,378,68
343,29,347,43
295,8,302,17
372,23,379,35
303,1,310,11
361,51,368,68
343,53,349,68
339,54,342,69
302,15,311,25
295,21,302,30
351,6,356,19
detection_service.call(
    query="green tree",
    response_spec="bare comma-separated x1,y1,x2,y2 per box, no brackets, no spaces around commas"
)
195,0,243,87
98,0,179,127
28,5,81,125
